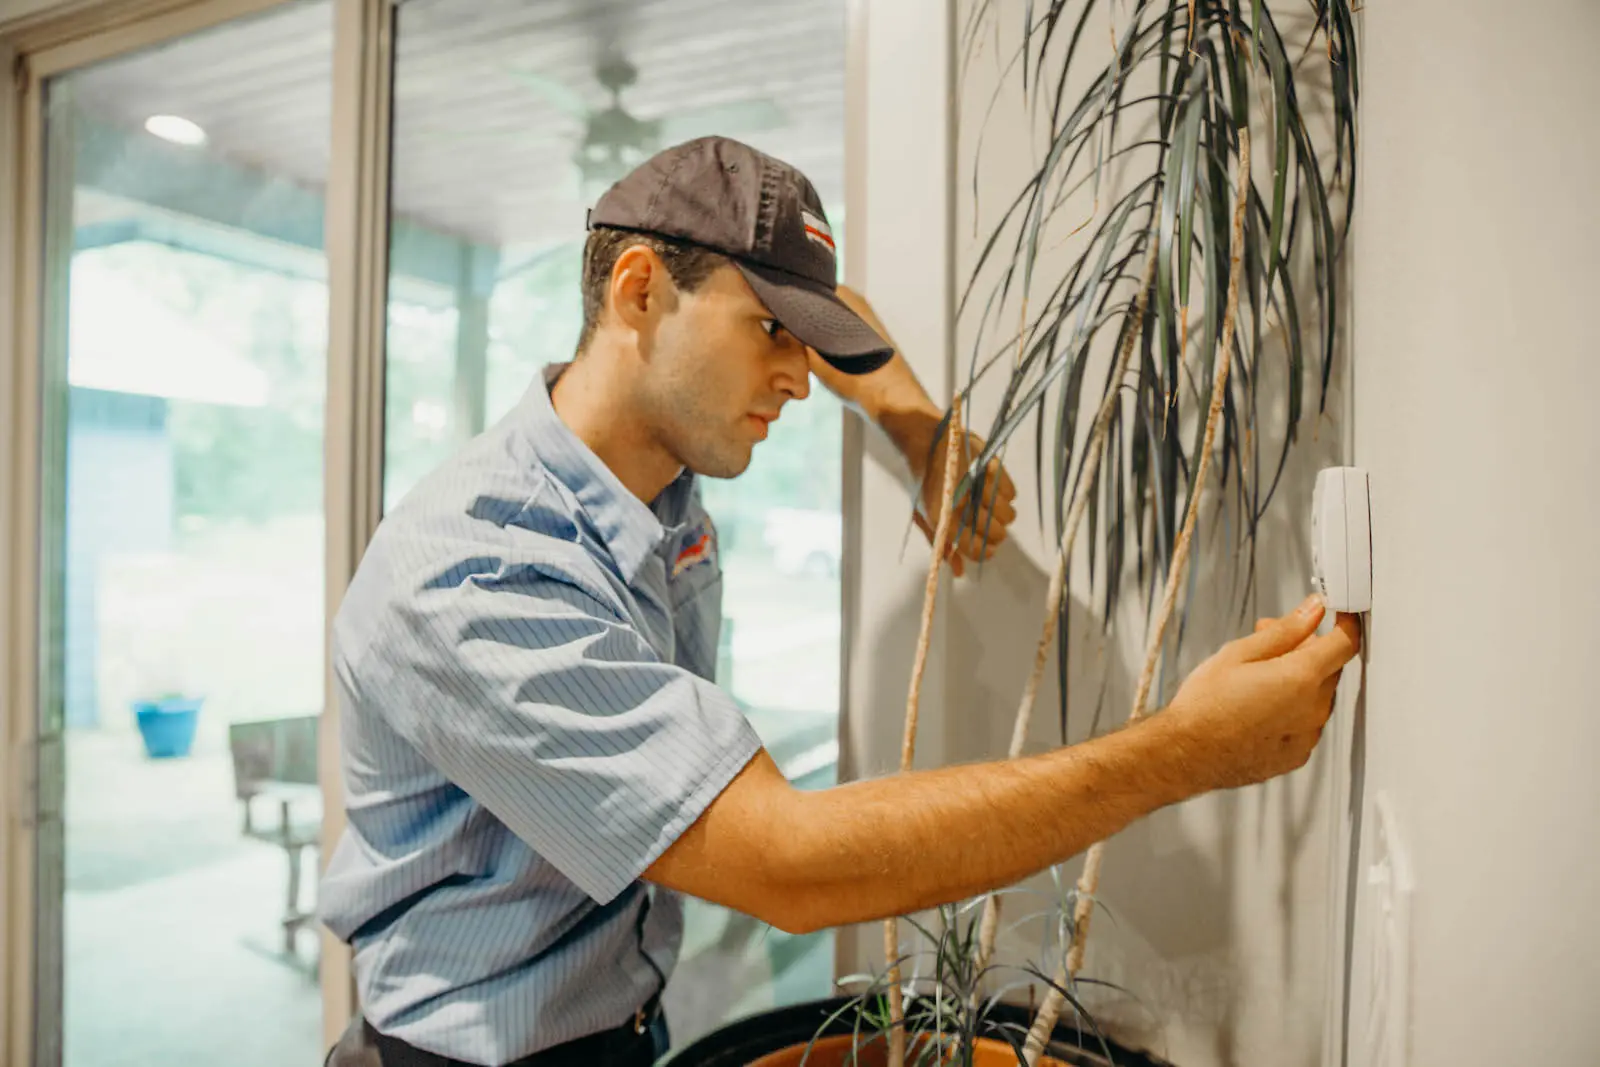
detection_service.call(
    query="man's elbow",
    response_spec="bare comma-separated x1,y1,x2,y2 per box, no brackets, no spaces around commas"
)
768,909,824,937
734,840,828,936
755,882,828,937
647,754,837,934
730,812,845,936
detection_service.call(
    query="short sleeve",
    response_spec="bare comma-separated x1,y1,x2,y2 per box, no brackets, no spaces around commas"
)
357,563,763,905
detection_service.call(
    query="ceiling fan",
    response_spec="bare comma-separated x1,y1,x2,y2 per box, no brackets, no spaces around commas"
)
504,52,787,201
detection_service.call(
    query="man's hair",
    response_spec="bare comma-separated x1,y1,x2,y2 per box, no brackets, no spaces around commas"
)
577,227,728,352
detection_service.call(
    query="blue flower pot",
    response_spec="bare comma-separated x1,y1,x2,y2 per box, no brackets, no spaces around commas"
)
132,697,203,759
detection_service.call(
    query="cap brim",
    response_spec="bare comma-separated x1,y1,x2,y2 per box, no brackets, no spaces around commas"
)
735,262,894,375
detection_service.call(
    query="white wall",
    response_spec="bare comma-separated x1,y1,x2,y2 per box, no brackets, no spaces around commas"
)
839,1,1357,1063
834,0,961,980
876,0,1367,1062
1348,3,1600,1064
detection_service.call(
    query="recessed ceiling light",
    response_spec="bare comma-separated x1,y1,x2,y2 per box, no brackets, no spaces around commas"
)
144,114,207,147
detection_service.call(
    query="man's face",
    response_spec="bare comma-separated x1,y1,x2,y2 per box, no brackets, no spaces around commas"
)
634,262,813,479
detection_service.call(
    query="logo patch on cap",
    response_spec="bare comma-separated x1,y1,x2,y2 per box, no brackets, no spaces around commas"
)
802,210,835,253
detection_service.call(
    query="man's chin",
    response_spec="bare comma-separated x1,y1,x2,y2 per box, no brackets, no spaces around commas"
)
686,444,755,480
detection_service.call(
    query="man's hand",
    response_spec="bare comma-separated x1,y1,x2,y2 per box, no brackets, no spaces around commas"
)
828,284,1018,576
1164,594,1362,790
910,421,1017,577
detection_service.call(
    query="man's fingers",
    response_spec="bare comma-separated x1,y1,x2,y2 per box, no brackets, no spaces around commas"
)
912,508,975,577
1318,671,1341,712
991,462,1018,503
975,466,1009,508
1250,614,1319,649
1290,612,1363,681
957,526,1005,559
964,452,1015,504
918,443,1016,569
1232,595,1326,661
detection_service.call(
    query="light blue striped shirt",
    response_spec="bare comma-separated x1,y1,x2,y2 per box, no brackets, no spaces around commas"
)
319,363,763,1065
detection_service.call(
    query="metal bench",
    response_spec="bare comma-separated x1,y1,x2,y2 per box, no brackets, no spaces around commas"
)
227,714,322,958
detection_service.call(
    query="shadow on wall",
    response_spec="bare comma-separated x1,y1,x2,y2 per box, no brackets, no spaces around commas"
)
941,532,1234,1056
844,390,1349,1067
930,0,1357,1059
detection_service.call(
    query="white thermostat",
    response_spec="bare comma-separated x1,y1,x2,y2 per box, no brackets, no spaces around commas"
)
1312,466,1372,613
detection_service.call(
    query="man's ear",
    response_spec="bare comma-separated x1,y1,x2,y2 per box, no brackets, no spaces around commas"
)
608,245,671,335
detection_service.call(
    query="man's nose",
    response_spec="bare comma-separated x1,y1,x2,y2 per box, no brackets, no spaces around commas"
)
777,345,811,400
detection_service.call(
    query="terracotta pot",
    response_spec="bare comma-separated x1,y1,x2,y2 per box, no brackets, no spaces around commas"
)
747,1034,1068,1067
664,997,1160,1067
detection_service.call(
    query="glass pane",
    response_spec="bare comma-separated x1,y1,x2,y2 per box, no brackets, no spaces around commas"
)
382,0,847,1049
37,4,334,1065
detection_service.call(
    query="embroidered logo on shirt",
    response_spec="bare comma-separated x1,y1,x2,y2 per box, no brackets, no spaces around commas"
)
671,516,717,579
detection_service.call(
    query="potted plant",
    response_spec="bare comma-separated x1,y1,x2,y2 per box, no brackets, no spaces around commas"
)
673,0,1358,1062
665,887,1172,1066
131,692,204,759
129,651,203,759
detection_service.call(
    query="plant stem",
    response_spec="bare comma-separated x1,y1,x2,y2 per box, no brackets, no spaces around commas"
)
972,248,1158,978
1022,125,1252,1067
886,397,965,1067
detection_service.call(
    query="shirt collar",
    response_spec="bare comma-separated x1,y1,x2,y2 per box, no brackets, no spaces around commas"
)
518,363,697,583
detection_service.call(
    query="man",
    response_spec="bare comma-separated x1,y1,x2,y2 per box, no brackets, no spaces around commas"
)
320,137,1360,1067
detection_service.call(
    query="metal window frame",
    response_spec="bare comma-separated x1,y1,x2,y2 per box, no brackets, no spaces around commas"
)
835,0,868,992
319,0,393,1045
2,34,46,1067
13,0,284,77
0,0,396,1059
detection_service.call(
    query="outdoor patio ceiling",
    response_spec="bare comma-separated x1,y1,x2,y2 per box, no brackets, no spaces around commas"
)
63,0,847,257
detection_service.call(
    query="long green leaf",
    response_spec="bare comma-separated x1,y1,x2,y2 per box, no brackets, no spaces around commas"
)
959,181,1155,500
1251,0,1263,70
1289,106,1338,411
1157,0,1179,130
1175,94,1205,309
1155,98,1189,392
1261,12,1292,286
951,0,1359,821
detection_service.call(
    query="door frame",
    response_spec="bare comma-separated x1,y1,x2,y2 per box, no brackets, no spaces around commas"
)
320,0,393,1046
2,30,47,1067
0,0,394,1059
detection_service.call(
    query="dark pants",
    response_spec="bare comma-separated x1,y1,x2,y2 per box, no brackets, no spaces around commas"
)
325,1010,668,1067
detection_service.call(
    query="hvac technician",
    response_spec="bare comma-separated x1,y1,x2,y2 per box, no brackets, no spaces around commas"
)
319,137,1361,1067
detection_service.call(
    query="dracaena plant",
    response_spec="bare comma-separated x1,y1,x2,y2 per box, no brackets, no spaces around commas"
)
866,1,1360,1064
813,882,1129,1066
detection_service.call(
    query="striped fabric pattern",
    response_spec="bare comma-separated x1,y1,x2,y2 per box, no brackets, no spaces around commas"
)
318,363,761,1065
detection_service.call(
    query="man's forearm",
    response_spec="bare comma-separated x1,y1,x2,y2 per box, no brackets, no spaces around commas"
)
770,712,1204,934
813,348,942,466
808,290,948,481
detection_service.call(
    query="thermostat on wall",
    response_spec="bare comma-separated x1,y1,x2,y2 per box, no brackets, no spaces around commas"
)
1312,467,1372,613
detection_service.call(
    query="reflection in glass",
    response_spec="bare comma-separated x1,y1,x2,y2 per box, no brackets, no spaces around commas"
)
382,0,848,1046
40,4,334,1065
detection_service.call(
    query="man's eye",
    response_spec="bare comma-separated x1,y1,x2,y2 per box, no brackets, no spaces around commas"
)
761,319,783,339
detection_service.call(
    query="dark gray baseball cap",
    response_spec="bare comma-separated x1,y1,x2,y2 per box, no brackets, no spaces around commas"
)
588,136,893,374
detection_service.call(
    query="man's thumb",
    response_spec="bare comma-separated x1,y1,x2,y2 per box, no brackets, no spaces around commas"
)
1235,594,1325,661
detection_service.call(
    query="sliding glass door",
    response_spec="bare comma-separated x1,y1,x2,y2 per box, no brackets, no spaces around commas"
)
25,3,335,1064
7,0,855,1062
